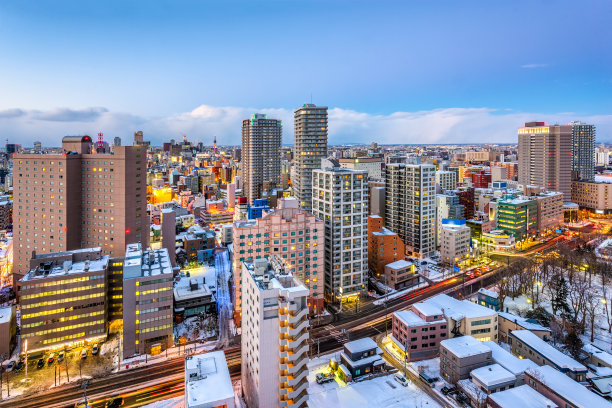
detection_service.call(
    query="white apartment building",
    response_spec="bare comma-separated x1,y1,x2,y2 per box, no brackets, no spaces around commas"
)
440,221,471,266
312,166,368,303
185,351,236,408
241,257,309,408
435,194,464,247
386,164,437,258
436,170,457,192
338,157,383,180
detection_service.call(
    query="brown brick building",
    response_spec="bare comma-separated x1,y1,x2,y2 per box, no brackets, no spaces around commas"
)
368,215,404,283
12,136,148,284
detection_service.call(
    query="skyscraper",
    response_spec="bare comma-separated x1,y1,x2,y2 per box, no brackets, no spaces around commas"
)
570,121,595,181
518,122,572,197
385,163,436,258
12,136,148,283
241,114,282,204
312,164,368,304
293,104,328,211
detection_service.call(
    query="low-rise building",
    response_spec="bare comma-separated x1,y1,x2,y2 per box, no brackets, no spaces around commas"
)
18,248,108,353
185,351,236,408
483,340,537,385
339,337,384,381
510,330,587,381
174,277,216,321
496,197,538,241
440,220,471,266
481,230,516,253
498,311,551,343
477,288,500,311
424,294,498,341
470,363,517,394
383,260,420,290
525,365,610,408
533,191,564,234
122,243,174,358
487,384,558,408
571,180,612,214
390,303,448,361
368,215,404,283
582,343,612,370
439,336,492,384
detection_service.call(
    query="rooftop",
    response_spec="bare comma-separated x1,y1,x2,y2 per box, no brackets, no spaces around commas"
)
470,363,516,387
483,341,537,376
385,260,414,270
425,294,497,321
0,305,13,324
344,337,378,355
185,351,235,408
478,288,498,299
21,251,109,282
487,384,557,408
123,243,173,280
510,330,585,372
440,336,491,358
583,343,612,367
526,365,611,408
412,302,444,318
498,312,550,332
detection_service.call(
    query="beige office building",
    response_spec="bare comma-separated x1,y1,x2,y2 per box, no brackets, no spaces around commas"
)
571,180,612,214
518,122,572,197
18,248,108,353
13,136,148,284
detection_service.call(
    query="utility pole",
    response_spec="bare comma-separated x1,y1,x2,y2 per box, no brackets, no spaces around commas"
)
403,340,408,375
65,347,70,383
24,339,28,381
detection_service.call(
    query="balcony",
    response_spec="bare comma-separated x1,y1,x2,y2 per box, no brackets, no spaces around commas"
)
286,370,308,387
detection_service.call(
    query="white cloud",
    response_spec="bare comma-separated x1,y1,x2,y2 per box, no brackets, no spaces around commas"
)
521,63,549,69
2,105,612,147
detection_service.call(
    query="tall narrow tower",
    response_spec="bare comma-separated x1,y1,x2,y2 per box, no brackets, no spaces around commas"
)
293,104,328,211
213,135,218,156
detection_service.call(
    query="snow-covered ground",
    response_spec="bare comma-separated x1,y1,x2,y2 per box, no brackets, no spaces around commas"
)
215,250,235,348
174,315,216,343
141,396,183,408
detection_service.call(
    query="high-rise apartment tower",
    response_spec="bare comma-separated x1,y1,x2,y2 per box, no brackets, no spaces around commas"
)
570,121,595,181
293,104,328,211
241,114,282,204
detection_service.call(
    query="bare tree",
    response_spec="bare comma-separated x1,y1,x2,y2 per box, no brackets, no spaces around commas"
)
584,290,601,343
568,276,589,330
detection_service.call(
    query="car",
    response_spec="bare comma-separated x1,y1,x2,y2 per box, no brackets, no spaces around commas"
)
394,373,409,387
92,344,99,356
80,349,88,359
14,361,23,372
48,353,55,364
6,360,15,372
105,397,124,408
58,352,64,363
36,358,45,369
441,386,455,395
315,372,335,384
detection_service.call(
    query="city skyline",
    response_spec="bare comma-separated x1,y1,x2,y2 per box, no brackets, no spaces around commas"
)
1,0,611,145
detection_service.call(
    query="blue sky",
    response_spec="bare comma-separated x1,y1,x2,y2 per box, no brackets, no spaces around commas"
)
1,0,611,146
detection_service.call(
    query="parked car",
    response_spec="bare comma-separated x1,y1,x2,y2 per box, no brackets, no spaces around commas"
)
419,372,436,387
6,360,15,372
441,386,455,395
58,352,65,363
105,397,124,408
92,344,99,356
394,373,410,387
48,353,55,364
80,349,88,359
37,358,45,369
315,372,335,384
15,361,23,372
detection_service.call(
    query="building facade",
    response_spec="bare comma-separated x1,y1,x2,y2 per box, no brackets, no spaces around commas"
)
367,215,404,282
312,167,368,303
232,207,324,323
439,336,492,384
293,104,328,211
570,121,595,181
385,163,436,258
18,248,108,353
391,303,448,361
241,258,310,408
241,114,282,204
12,136,148,283
496,197,538,241
518,122,572,197
440,220,471,266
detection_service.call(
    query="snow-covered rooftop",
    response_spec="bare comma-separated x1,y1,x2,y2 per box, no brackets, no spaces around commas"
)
583,344,612,367
412,302,443,318
394,310,426,327
425,294,497,320
21,251,109,282
0,306,13,324
526,365,611,408
470,363,516,387
510,330,586,372
498,312,550,332
478,287,498,299
185,351,235,408
344,337,378,355
483,341,537,376
385,260,414,270
440,336,491,358
488,384,557,408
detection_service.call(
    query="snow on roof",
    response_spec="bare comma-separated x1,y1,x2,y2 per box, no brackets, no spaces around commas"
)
471,364,516,387
488,384,557,408
425,294,497,320
510,330,586,372
412,302,443,318
483,341,537,375
185,351,235,407
385,260,414,270
344,338,378,355
526,365,611,408
583,343,612,367
498,312,550,332
440,336,491,358
394,310,426,327
478,287,498,299
0,306,13,324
